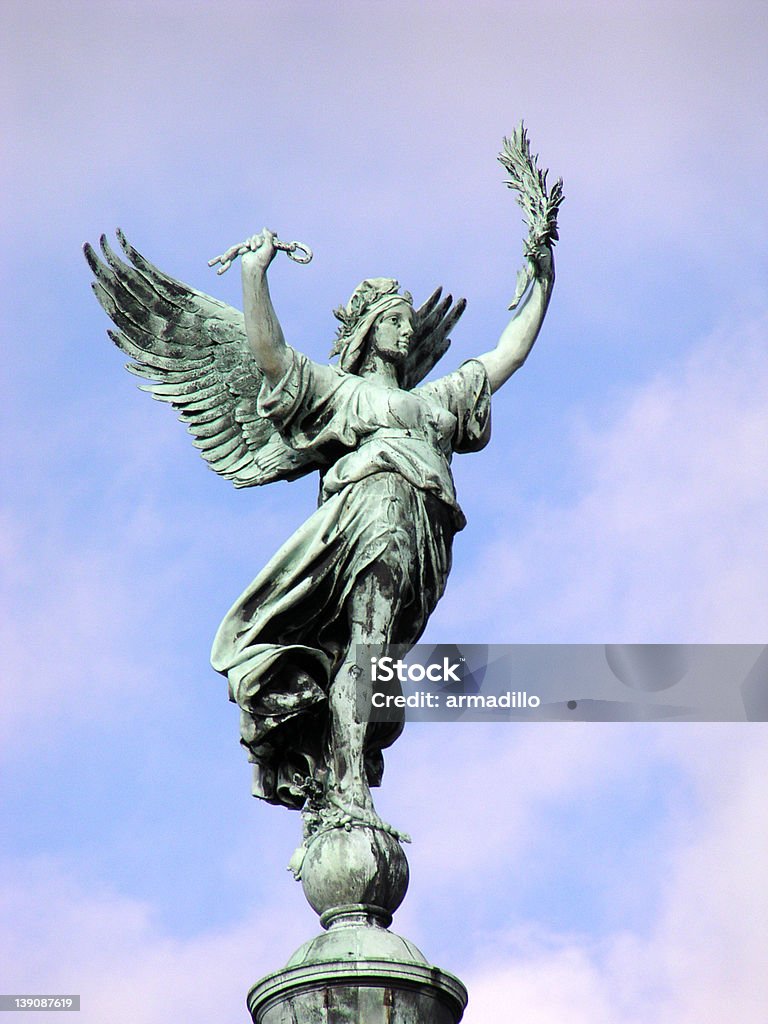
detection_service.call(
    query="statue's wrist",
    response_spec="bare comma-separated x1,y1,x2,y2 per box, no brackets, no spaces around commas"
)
242,261,268,286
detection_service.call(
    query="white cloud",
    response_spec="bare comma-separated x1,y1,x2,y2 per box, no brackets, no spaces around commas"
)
466,944,613,1024
441,312,768,641
0,856,309,1024
379,722,662,886
462,726,768,1024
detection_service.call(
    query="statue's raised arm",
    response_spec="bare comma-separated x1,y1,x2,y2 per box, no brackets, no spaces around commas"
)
238,229,293,383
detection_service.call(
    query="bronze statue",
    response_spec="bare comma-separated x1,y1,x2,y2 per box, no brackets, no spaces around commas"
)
84,124,562,865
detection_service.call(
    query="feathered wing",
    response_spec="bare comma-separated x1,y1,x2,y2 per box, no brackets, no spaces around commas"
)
402,287,467,390
84,230,318,488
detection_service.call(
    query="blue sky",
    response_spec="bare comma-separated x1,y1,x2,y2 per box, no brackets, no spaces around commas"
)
2,2,767,1022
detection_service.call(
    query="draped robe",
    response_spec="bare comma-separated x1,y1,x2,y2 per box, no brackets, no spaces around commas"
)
211,349,491,808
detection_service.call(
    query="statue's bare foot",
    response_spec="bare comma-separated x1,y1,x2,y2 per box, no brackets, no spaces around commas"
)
327,791,411,843
289,786,411,879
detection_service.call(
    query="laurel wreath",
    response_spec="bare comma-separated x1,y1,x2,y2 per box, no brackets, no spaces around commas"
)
329,278,414,358
498,122,564,309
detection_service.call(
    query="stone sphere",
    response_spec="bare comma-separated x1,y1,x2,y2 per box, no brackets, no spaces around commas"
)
300,825,409,920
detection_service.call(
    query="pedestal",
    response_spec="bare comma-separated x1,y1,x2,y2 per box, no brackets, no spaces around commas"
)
248,910,467,1023
247,825,467,1023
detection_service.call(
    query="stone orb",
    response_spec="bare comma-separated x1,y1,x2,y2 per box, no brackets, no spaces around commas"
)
300,825,409,922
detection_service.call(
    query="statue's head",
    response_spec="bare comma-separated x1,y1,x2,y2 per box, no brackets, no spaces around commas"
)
331,278,414,375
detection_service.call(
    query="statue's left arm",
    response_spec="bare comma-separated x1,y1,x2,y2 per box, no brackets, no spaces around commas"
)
474,243,554,394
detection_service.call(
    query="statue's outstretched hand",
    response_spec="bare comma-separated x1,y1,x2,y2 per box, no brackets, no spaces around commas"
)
526,238,554,281
508,237,554,310
208,229,312,276
241,229,279,276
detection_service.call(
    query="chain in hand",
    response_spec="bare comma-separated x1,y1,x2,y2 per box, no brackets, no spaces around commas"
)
208,232,313,275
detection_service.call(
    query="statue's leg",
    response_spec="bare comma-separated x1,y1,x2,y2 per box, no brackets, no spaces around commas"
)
327,564,396,814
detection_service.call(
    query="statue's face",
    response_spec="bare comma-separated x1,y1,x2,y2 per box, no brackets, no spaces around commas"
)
371,302,413,363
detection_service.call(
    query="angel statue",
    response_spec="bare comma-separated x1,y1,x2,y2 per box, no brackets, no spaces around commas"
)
85,126,562,863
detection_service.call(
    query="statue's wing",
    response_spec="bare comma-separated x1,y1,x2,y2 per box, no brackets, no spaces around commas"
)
402,287,467,390
84,230,317,488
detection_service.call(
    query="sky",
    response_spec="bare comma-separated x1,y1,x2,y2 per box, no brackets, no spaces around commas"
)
1,1,767,1021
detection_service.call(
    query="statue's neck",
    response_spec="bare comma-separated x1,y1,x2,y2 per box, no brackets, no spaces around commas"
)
358,352,400,388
